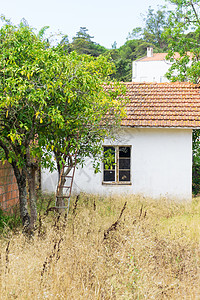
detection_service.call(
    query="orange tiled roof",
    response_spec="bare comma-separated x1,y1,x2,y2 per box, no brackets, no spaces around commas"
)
122,82,200,128
136,52,191,62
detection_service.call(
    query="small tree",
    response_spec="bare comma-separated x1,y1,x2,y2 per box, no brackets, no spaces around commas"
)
0,19,56,228
41,51,127,210
0,19,126,227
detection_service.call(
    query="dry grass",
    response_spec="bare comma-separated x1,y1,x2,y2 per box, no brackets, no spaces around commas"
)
1,193,200,299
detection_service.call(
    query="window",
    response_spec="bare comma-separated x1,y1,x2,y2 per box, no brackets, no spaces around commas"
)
103,146,131,184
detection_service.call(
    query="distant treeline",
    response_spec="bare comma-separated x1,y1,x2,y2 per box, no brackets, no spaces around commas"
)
59,6,170,81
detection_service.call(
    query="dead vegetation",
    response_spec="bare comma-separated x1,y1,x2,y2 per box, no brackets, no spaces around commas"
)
1,193,200,299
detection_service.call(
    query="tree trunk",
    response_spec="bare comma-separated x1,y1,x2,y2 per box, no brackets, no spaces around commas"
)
56,175,66,214
15,169,30,228
27,168,37,229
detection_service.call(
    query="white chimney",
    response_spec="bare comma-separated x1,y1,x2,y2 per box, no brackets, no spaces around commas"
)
147,47,153,58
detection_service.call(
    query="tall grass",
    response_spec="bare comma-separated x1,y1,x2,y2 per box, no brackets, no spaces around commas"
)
1,193,200,299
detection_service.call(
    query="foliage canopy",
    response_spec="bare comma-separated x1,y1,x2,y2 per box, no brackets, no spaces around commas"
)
0,19,126,226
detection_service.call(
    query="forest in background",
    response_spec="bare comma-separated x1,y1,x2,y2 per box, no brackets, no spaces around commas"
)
59,5,170,82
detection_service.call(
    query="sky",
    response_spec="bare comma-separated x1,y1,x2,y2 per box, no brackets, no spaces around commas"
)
1,0,169,48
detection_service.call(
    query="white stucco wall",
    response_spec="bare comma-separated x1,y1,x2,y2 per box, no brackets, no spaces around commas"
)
132,60,171,82
41,128,193,201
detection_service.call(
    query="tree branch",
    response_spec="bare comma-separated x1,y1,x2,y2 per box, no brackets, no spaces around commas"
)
190,1,200,25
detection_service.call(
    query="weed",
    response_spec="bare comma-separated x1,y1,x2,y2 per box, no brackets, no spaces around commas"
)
103,201,127,240
0,194,200,299
0,207,21,235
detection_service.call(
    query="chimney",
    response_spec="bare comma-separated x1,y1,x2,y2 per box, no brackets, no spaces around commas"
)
147,47,153,58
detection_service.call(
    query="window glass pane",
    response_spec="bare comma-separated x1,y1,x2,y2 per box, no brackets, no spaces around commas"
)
119,170,130,182
103,146,115,170
119,158,130,170
104,170,115,182
119,147,130,158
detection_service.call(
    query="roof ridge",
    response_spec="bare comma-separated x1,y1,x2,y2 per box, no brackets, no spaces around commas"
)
124,81,198,86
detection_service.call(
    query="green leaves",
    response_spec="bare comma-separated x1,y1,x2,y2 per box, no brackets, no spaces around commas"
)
164,0,200,83
0,19,126,181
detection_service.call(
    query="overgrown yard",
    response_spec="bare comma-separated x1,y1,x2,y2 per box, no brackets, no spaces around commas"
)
1,194,200,299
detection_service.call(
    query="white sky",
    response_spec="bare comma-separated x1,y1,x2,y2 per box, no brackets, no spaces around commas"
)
1,0,169,48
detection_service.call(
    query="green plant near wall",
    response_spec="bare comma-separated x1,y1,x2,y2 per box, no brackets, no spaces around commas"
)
0,208,21,233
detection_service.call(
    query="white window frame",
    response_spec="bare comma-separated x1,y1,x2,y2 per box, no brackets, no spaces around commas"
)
102,145,132,185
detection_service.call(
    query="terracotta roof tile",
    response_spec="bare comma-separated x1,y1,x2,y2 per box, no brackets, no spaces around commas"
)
136,52,192,62
136,52,192,61
121,82,200,128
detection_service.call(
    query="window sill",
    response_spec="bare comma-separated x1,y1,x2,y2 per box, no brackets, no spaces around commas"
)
102,181,132,186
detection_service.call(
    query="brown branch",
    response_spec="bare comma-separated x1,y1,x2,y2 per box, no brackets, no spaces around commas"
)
190,1,200,25
103,201,127,240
